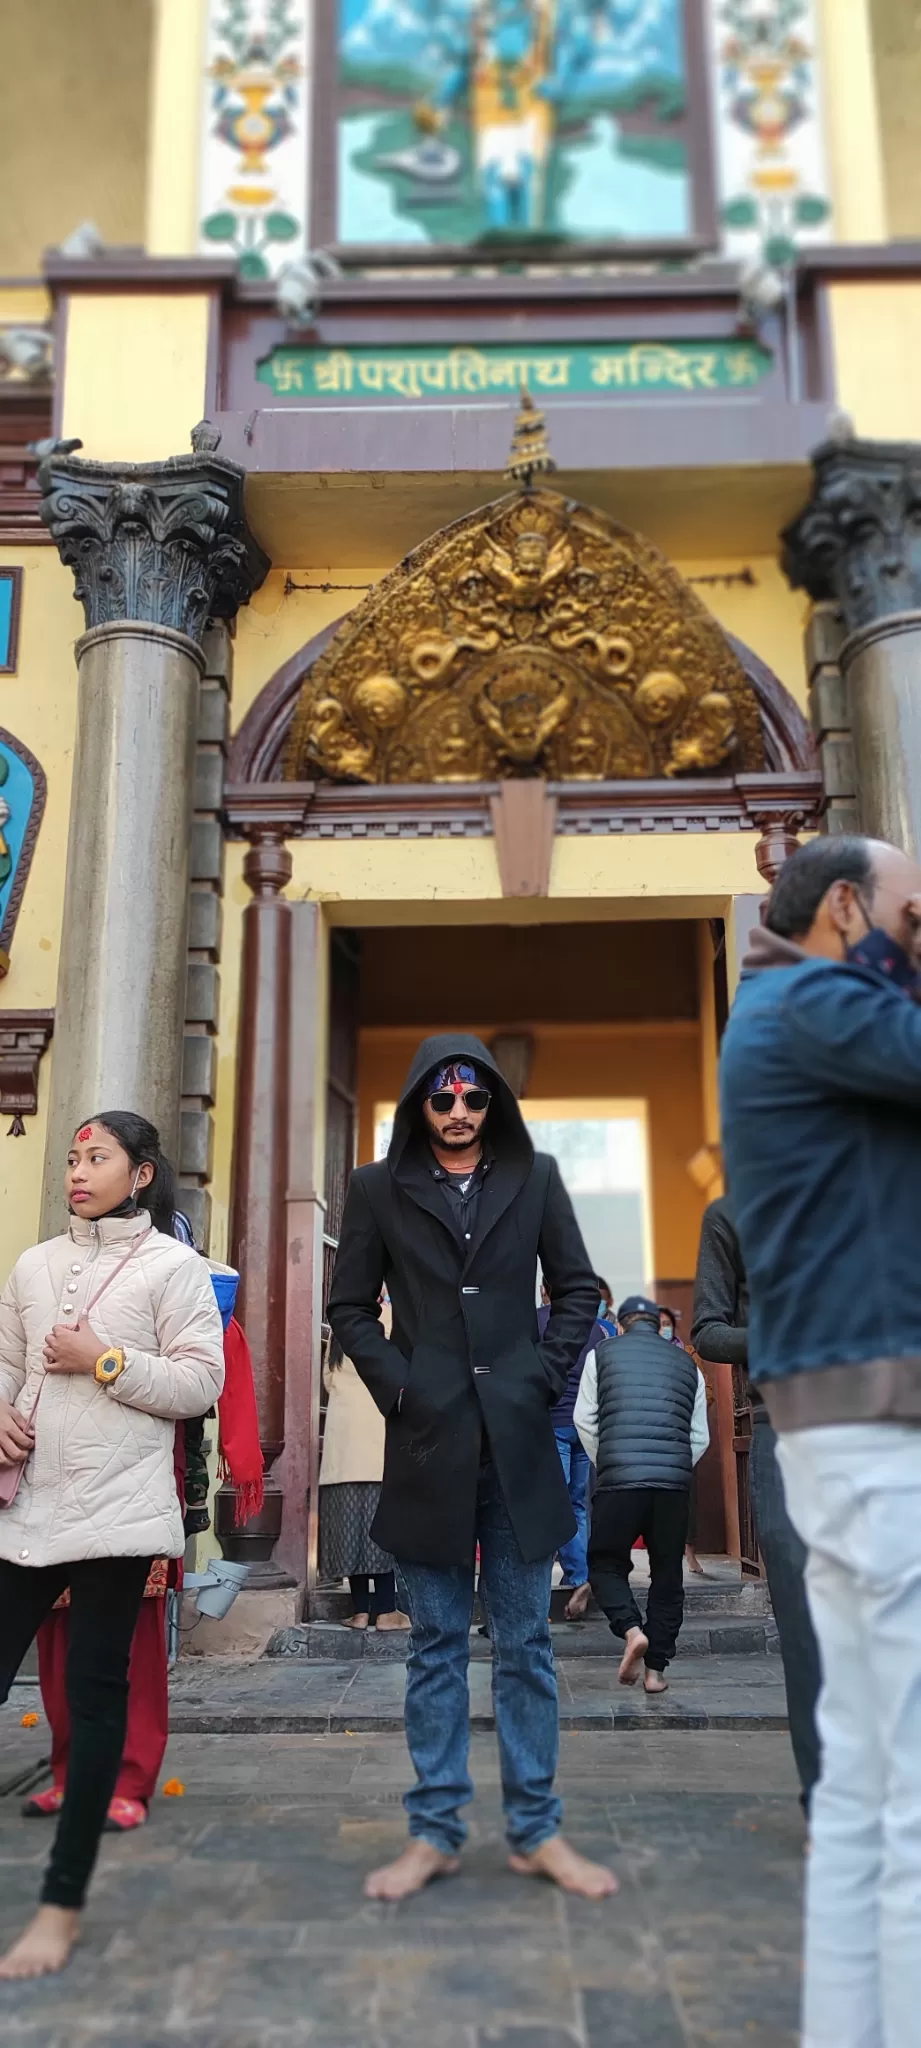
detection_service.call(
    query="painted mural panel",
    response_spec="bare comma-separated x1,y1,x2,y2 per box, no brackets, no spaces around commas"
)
0,729,46,963
337,0,692,248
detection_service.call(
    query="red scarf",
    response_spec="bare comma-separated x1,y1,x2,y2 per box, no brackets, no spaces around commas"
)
218,1317,265,1525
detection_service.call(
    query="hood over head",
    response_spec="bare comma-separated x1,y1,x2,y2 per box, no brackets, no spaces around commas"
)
388,1032,533,1176
740,924,808,977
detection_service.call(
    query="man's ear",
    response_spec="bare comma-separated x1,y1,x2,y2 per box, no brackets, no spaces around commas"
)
824,880,857,940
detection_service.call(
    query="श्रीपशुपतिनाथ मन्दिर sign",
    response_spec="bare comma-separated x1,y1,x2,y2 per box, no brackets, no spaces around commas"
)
255,339,773,404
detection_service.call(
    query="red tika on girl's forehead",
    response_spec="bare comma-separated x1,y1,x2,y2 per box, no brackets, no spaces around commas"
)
76,1126,95,1143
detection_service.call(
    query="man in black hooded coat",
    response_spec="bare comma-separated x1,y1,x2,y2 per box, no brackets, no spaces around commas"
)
328,1033,616,1902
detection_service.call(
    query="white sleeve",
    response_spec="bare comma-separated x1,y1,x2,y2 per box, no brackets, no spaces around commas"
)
573,1350,599,1465
690,1368,710,1466
0,1263,26,1407
106,1259,225,1420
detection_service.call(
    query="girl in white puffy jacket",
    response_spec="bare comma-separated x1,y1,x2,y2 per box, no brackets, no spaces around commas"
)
0,1111,225,1979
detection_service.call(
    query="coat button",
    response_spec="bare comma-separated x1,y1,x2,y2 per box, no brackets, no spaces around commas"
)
19,1548,29,1559
70,1264,82,1276
62,1304,75,1315
66,1283,78,1295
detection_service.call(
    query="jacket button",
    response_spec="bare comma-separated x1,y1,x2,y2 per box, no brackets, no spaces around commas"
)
19,1549,28,1559
66,1283,78,1295
70,1264,81,1275
61,1304,75,1316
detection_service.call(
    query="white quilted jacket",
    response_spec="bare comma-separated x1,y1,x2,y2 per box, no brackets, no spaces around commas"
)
0,1211,225,1568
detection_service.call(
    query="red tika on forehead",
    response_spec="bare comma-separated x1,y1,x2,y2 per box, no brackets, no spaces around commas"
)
76,1125,95,1143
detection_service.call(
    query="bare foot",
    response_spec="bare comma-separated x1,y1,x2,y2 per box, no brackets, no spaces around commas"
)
342,1613,370,1630
564,1582,592,1620
374,1610,411,1631
644,1668,669,1694
685,1547,705,1575
509,1835,618,1899
364,1839,460,1900
0,1906,80,1979
618,1626,649,1686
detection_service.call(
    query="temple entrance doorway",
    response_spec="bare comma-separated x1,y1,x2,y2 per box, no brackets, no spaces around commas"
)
317,912,729,1605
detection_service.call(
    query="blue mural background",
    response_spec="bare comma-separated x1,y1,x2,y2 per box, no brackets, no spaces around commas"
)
0,744,37,937
337,0,690,246
0,574,16,670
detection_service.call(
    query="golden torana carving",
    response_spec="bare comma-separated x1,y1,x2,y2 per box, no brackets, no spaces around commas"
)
285,487,764,785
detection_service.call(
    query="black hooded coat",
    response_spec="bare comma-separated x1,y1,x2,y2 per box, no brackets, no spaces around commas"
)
326,1032,598,1566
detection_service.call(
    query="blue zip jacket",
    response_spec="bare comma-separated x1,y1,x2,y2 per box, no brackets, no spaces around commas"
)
720,943,921,1384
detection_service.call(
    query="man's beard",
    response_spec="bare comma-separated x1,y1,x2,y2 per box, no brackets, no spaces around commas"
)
440,1125,476,1146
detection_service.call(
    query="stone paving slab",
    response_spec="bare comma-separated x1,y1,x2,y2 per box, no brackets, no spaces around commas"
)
9,1653,789,1742
0,1729,804,2047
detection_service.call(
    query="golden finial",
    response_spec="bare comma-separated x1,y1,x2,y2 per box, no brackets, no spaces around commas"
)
505,387,556,490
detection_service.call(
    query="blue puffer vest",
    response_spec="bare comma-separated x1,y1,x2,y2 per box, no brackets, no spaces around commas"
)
594,1322,698,1491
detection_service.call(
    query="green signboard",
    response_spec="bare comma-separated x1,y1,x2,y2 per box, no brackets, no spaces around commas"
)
255,340,773,404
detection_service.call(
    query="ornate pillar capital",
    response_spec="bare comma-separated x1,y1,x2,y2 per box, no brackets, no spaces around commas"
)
781,438,921,636
38,434,270,643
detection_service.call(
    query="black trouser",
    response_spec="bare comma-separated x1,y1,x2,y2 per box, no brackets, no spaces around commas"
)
589,1487,689,1671
749,1406,822,1813
349,1571,396,1618
0,1554,151,1908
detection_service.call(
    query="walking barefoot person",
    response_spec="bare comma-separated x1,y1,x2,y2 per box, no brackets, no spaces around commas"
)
328,1034,617,1903
0,1113,224,1978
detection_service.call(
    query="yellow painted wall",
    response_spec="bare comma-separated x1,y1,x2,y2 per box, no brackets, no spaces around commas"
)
818,0,888,242
869,0,921,238
60,293,211,463
358,1022,708,1279
0,0,153,274
829,282,921,440
0,548,81,1282
146,0,208,257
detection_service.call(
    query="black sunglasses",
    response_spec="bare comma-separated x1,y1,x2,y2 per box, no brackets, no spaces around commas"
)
427,1087,491,1115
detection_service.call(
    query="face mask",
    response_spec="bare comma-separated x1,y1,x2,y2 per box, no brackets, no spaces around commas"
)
846,927,920,997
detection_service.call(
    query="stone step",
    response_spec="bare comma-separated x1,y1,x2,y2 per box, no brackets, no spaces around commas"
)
308,1575,771,1627
265,1614,779,1662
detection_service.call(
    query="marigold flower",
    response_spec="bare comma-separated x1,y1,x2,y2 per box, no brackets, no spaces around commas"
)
19,1712,39,1728
162,1777,185,1797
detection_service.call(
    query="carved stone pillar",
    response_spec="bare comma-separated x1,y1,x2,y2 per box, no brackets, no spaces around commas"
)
223,792,311,1589
38,441,268,1234
783,439,921,855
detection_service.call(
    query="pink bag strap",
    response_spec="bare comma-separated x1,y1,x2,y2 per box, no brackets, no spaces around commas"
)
82,1231,144,1318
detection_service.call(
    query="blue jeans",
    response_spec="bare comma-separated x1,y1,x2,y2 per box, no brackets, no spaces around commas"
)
396,1461,562,1856
553,1424,590,1585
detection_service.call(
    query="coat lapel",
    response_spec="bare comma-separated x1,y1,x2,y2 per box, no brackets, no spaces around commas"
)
395,1151,460,1244
463,1156,528,1270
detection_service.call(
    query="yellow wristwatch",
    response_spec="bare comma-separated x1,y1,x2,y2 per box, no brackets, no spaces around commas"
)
94,1346,125,1387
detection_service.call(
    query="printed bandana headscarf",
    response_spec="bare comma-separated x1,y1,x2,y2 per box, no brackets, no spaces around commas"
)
426,1060,482,1096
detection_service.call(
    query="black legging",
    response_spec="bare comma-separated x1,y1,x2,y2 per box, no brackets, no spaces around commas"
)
349,1571,396,1618
0,1554,151,1908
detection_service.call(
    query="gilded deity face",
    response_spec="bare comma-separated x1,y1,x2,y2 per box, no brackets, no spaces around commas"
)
633,669,688,727
503,695,540,741
513,532,549,578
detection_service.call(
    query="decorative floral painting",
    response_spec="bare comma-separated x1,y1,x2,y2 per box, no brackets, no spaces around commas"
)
0,729,46,962
710,0,831,267
337,0,693,248
198,0,311,278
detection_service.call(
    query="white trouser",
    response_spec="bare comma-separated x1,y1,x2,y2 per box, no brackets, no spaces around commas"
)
777,1423,921,2048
